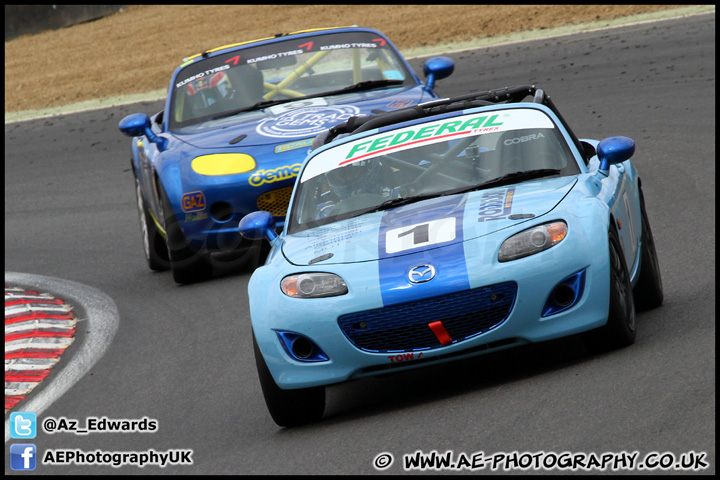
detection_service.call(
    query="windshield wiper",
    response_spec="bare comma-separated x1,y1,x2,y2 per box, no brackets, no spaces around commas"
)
210,98,299,120
448,169,563,196
293,80,405,105
345,169,563,217
482,168,562,187
361,192,445,214
337,79,405,93
210,80,405,120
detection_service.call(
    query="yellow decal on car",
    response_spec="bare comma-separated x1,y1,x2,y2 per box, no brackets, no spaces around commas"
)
191,153,256,176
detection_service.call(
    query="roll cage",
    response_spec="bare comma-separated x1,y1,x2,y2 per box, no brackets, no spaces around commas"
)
313,85,593,163
166,28,416,131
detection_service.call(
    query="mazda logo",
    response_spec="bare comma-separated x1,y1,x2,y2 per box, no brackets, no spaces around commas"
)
408,264,436,284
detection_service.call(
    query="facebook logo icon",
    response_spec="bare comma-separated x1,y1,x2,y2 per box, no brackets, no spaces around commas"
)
10,444,37,471
10,411,37,439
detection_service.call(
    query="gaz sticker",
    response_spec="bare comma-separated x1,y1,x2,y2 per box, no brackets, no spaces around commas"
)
181,191,206,212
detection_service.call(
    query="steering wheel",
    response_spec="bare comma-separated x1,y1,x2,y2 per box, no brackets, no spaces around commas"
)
329,194,385,216
393,182,425,198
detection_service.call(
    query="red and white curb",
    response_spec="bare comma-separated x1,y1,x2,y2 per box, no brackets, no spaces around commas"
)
4,272,119,443
5,286,77,413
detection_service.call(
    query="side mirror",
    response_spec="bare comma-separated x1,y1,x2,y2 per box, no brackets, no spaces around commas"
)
119,113,150,137
239,211,277,242
597,136,635,173
422,56,454,92
118,113,167,151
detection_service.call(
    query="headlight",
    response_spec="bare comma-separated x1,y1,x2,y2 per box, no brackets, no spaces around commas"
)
498,221,567,262
280,273,348,298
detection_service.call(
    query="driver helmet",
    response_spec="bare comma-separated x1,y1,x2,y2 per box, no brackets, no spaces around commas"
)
326,160,379,199
209,71,233,99
186,71,232,108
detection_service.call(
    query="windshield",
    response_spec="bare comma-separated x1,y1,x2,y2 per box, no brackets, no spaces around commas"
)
287,108,580,234
169,31,413,130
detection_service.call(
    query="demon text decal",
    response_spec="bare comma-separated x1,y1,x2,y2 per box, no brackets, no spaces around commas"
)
248,163,302,187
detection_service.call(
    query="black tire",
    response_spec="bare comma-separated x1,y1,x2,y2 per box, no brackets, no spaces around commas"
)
253,333,325,427
633,188,664,311
584,224,637,352
210,231,272,272
158,184,213,285
134,174,170,271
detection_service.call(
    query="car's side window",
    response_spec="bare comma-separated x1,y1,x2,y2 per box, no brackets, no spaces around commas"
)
580,141,595,165
151,111,163,134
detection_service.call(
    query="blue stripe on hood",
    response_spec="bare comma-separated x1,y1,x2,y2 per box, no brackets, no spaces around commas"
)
378,194,470,307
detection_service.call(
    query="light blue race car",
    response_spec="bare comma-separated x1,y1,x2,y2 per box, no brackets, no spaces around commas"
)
239,85,664,427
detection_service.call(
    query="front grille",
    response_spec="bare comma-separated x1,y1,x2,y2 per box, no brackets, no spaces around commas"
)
338,281,517,353
256,186,293,216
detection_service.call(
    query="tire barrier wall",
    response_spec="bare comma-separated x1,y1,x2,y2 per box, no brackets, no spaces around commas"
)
5,5,131,41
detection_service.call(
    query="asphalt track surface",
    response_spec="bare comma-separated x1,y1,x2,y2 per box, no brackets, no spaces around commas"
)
4,13,715,475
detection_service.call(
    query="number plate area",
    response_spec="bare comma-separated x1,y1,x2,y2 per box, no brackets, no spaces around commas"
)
384,217,457,254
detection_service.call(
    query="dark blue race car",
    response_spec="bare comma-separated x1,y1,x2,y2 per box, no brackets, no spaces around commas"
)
118,26,454,284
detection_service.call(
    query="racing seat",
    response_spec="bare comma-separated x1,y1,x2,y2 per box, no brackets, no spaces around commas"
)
226,64,265,106
184,87,221,119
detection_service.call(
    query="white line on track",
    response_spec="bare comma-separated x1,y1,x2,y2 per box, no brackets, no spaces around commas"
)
4,272,119,444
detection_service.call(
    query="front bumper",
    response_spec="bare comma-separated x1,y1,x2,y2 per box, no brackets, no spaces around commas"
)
249,218,612,389
180,179,293,251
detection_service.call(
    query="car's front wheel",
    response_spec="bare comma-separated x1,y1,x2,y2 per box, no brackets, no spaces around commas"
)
158,184,213,285
134,174,169,271
253,333,325,427
584,224,637,351
633,188,664,311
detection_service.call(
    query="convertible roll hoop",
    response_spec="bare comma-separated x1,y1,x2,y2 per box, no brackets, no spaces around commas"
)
314,85,589,161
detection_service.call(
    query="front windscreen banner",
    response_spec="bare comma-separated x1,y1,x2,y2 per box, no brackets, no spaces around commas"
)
301,109,555,182
176,31,394,85
170,31,410,129
288,107,579,233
